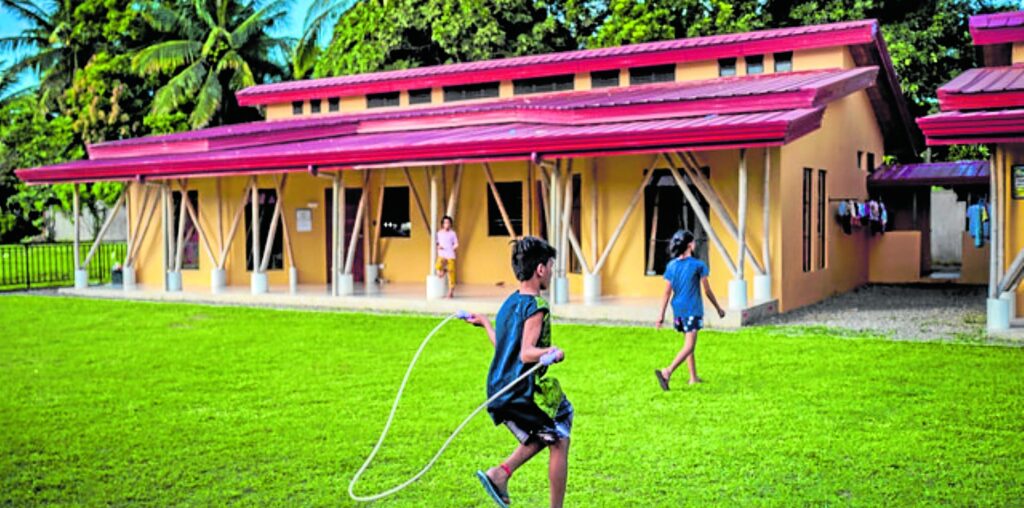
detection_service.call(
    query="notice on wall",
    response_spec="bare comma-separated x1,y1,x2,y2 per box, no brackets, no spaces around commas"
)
296,208,313,232
1014,165,1024,200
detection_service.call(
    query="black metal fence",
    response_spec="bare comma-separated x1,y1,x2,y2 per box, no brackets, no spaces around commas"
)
0,242,128,291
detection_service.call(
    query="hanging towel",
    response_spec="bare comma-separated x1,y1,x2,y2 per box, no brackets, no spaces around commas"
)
968,203,984,248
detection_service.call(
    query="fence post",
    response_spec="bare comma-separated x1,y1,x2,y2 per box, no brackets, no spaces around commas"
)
24,244,29,290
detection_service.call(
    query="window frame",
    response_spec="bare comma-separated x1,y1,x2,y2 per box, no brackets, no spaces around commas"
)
310,99,322,114
802,168,813,273
443,82,500,102
629,64,676,85
408,88,432,105
745,55,765,75
328,97,340,112
718,58,737,77
817,169,827,270
773,51,793,72
379,186,412,238
291,101,303,115
590,70,620,88
513,74,574,95
367,91,400,109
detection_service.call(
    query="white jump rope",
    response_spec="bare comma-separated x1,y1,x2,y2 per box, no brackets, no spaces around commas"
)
348,310,564,502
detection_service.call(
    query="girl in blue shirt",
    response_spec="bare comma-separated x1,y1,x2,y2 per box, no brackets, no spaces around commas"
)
654,230,725,390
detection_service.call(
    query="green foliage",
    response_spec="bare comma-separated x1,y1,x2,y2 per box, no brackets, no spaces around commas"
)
0,298,1022,505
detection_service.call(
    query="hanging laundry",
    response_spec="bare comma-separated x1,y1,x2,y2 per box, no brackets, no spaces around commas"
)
836,200,852,234
868,200,882,235
968,202,986,248
879,202,888,235
850,200,862,227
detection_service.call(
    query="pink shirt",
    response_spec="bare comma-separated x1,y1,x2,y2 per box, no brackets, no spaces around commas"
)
436,229,458,259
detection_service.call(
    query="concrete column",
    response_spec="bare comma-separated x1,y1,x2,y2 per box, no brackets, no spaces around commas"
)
730,149,749,309
550,164,568,304
583,272,601,305
426,168,446,300
167,270,182,292
364,264,379,294
289,266,298,295
211,268,226,294
250,184,266,295
123,265,137,290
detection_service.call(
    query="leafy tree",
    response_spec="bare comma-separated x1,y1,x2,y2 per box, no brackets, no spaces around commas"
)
132,0,292,129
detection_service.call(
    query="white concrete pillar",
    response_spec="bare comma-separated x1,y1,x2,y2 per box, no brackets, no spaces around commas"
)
728,279,748,310
1001,291,1017,320
988,297,1011,331
74,269,88,289
364,264,379,294
167,270,182,292
753,274,772,303
338,272,354,296
289,266,298,295
123,265,136,290
583,272,601,305
250,272,268,295
210,268,226,294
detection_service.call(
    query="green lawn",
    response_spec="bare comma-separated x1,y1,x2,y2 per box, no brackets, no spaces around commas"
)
1,295,1022,506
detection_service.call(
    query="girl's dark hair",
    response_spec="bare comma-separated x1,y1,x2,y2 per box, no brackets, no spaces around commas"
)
441,215,453,225
667,230,695,258
511,236,557,281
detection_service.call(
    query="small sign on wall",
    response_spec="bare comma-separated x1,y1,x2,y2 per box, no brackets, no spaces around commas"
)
296,208,313,232
1014,164,1024,200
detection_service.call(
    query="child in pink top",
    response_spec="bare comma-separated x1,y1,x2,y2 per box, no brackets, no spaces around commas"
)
436,215,459,298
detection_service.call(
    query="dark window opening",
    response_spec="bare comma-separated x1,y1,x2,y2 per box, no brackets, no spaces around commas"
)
857,150,864,170
718,58,737,77
245,188,284,271
591,70,620,88
444,82,500,102
774,51,793,72
409,88,432,105
513,74,574,95
487,181,523,236
367,91,400,108
746,55,764,75
380,187,411,237
292,101,303,115
310,99,322,114
171,190,200,270
802,168,812,273
328,97,340,112
644,168,710,276
568,174,583,274
818,170,827,270
866,152,876,173
629,64,675,85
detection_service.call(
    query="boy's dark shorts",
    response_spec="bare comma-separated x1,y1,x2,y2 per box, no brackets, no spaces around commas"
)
674,315,704,333
500,398,574,446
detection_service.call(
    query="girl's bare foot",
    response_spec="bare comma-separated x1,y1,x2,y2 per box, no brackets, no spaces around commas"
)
689,377,703,385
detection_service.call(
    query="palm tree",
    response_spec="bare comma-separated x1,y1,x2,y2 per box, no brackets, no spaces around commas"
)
292,0,357,79
132,0,291,129
0,0,82,110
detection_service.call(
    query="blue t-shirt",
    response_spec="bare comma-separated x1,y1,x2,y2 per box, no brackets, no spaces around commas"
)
487,291,566,424
664,256,709,318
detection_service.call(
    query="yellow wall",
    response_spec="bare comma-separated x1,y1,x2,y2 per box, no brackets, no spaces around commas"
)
960,231,989,285
868,231,922,283
1013,43,1024,64
997,144,1024,316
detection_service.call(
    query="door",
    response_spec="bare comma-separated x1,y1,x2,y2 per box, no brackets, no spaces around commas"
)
324,187,365,284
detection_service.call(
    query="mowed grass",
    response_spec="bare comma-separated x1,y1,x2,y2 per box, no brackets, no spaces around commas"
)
1,296,1022,507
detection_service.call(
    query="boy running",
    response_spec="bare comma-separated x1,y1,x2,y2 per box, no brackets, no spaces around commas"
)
654,230,726,390
464,236,572,508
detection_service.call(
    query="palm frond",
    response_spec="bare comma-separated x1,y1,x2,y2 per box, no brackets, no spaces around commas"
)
0,0,53,30
151,60,207,116
229,0,287,49
131,40,202,75
0,35,45,53
192,0,220,32
189,68,222,128
218,50,255,90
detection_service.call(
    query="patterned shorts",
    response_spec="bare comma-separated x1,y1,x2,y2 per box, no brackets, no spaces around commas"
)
673,315,704,333
503,399,574,446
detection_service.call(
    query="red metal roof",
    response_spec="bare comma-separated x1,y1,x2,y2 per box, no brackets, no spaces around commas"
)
18,109,824,183
970,11,1024,45
88,68,876,160
918,108,1024,145
235,20,878,105
868,161,989,187
936,65,1024,111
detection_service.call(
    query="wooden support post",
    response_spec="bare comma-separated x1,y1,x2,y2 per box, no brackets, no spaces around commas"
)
82,190,127,268
72,184,81,270
344,172,368,274
990,148,1000,298
251,182,260,273
592,156,659,274
676,151,765,275
429,167,439,277
737,148,748,280
259,180,285,272
646,192,660,274
218,177,255,268
560,174,591,274
446,164,463,219
483,162,518,237
216,177,224,254
174,180,189,271
176,180,217,268
361,171,371,270
441,165,448,212
537,171,551,232
527,162,534,236
275,175,294,268
339,172,347,276
560,160,575,276
372,170,386,264
998,248,1024,295
666,161,739,277
590,159,598,264
762,147,771,274
404,167,429,228
331,173,340,296
162,184,171,274
128,186,160,266
124,182,133,264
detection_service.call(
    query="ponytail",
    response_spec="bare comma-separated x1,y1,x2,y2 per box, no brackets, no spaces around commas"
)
667,230,695,258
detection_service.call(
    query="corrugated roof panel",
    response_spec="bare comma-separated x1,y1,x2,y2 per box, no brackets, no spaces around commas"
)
869,161,989,186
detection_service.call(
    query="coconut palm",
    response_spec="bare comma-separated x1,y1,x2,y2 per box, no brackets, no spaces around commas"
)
132,0,291,129
0,0,82,109
292,0,357,79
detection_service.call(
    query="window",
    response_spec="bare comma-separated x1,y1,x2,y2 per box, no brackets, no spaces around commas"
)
328,97,340,112
629,64,675,85
745,55,764,75
857,150,864,170
774,51,793,72
591,70,620,88
513,74,574,95
644,168,710,275
866,152,877,173
818,169,827,270
409,88,432,105
802,168,812,273
245,189,284,271
718,58,737,77
310,99,322,114
380,187,411,237
292,101,303,115
486,181,523,236
171,190,199,270
568,174,583,274
444,82,500,102
367,91,400,108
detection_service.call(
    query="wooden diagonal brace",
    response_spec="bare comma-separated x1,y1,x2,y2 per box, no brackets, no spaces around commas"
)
483,162,517,238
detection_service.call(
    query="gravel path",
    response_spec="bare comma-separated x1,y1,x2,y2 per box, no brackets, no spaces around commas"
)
762,284,990,341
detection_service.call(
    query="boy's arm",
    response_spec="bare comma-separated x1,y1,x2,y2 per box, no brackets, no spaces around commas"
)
520,312,556,363
702,277,726,318
656,280,672,329
466,314,496,346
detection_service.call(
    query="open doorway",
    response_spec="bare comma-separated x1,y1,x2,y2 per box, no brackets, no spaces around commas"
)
644,168,710,276
324,187,365,284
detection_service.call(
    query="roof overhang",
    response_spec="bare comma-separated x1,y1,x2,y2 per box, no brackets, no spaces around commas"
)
969,11,1024,45
918,108,1024,146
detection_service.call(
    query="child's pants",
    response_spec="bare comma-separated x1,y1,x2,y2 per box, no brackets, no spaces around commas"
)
435,258,455,286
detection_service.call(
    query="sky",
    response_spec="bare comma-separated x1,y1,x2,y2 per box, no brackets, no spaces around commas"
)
0,0,317,92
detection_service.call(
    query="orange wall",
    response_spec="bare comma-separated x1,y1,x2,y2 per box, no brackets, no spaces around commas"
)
997,144,1024,316
868,231,922,283
960,231,990,285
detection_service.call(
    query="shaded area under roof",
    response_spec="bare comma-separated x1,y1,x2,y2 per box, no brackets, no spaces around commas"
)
869,161,989,187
